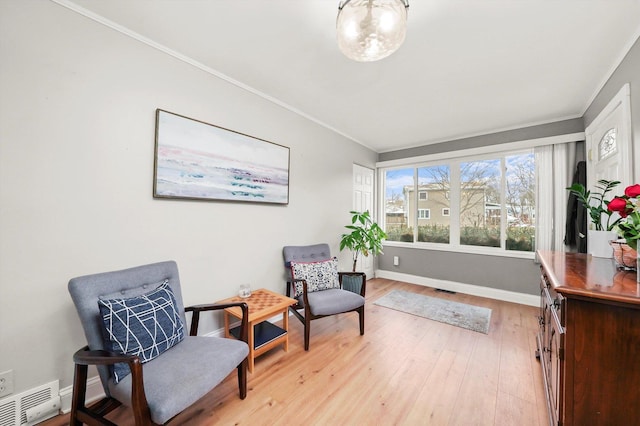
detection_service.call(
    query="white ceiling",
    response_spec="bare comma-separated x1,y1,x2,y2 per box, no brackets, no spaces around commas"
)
62,0,640,153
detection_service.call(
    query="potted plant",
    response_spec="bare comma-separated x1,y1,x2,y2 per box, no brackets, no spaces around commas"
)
339,210,387,272
566,179,622,257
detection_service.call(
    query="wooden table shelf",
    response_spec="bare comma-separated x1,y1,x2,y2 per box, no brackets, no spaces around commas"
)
230,321,287,350
217,288,297,373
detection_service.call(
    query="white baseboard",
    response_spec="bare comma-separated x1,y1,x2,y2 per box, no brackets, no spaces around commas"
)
375,269,539,307
59,375,103,414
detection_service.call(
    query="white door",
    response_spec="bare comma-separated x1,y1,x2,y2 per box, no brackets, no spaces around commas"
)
353,164,374,278
586,83,633,228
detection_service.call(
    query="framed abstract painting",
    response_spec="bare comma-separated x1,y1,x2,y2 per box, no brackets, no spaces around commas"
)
153,109,290,204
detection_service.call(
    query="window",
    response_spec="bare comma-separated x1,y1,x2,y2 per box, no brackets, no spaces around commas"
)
504,152,535,251
459,158,501,248
380,149,535,254
383,168,414,242
417,165,450,243
598,128,617,160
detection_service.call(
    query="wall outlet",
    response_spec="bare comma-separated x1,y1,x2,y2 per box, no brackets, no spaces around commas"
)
393,256,399,266
0,369,14,398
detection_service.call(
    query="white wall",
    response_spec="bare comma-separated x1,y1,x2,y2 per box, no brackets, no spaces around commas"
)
0,1,376,395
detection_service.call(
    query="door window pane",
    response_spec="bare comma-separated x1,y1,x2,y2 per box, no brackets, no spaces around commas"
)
598,128,617,160
417,165,450,243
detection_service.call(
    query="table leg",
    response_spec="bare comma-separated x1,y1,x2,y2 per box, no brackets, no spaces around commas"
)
248,322,255,373
283,309,289,352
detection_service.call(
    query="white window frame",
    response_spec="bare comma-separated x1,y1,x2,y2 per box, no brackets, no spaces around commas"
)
376,133,585,259
418,191,428,200
418,208,430,219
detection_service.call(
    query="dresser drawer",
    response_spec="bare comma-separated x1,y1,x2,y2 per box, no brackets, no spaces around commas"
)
540,269,564,327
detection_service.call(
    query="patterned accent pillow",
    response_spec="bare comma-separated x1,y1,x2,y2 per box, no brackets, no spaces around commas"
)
290,257,340,298
98,280,185,383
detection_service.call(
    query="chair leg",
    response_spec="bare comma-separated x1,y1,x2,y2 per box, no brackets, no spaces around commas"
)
70,364,88,426
238,358,247,399
359,306,365,335
304,315,311,351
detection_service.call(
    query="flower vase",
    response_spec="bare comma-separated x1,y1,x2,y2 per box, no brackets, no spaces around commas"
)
588,230,617,258
610,239,638,270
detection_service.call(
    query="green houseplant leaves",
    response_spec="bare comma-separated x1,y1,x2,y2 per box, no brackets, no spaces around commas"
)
566,179,622,231
339,210,387,272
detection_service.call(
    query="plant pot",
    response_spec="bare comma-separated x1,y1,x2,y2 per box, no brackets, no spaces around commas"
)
588,230,617,258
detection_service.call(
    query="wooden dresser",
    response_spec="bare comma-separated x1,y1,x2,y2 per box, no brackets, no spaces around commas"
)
536,250,640,426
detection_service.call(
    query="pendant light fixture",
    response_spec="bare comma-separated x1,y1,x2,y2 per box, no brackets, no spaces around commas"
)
336,0,409,62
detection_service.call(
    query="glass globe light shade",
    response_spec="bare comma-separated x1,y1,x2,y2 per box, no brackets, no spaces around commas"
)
336,0,409,62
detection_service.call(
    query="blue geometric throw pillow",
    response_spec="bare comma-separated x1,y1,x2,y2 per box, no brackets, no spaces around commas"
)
98,280,185,383
290,257,340,298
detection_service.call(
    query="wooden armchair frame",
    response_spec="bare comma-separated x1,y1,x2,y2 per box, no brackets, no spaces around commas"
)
286,272,366,351
70,302,248,426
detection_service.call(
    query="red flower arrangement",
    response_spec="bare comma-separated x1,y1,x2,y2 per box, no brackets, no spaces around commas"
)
607,183,640,251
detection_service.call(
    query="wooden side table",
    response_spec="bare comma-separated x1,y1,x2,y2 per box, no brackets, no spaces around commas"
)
218,288,296,373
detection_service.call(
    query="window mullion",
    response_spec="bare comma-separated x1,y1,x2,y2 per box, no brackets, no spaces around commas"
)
500,157,507,249
413,168,418,242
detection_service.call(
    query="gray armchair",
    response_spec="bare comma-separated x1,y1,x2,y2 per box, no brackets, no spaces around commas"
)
68,260,249,425
283,244,366,351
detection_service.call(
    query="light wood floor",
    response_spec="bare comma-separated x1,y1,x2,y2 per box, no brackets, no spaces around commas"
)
43,278,548,425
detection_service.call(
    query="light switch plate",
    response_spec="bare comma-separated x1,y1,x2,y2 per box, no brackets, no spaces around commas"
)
0,369,14,398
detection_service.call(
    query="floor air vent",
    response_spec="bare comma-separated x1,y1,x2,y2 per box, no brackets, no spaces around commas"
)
0,380,59,426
